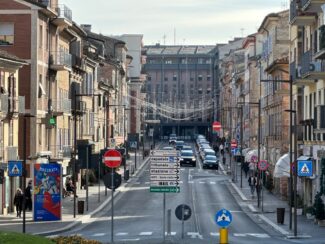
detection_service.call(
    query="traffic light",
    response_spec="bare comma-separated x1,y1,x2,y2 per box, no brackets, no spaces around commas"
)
0,169,4,184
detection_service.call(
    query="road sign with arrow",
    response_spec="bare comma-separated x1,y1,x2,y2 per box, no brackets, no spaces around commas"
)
150,150,180,193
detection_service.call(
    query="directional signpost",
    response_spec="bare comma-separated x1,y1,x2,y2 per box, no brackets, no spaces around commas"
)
215,209,232,244
150,150,180,193
150,149,180,242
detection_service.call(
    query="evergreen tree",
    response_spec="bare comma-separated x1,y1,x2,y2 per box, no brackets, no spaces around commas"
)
314,192,325,220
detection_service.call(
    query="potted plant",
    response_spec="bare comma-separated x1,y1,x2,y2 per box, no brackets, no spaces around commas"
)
305,206,315,220
314,192,325,226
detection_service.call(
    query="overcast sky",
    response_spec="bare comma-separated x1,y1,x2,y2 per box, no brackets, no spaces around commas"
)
60,0,287,45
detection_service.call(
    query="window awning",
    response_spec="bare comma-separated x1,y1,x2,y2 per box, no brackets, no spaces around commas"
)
274,153,291,178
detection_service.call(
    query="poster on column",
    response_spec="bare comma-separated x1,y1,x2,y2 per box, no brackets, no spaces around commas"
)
33,163,62,221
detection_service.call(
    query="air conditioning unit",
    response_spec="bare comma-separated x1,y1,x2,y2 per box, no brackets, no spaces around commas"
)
309,61,321,72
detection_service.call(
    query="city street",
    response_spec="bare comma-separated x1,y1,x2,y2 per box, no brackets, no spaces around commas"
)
55,142,311,244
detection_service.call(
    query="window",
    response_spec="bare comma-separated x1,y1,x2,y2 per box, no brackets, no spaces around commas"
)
198,75,203,81
39,25,43,48
173,75,177,81
147,76,151,81
0,23,14,45
164,77,168,81
207,75,211,81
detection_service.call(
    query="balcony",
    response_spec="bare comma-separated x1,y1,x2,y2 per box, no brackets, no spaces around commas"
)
52,5,73,28
290,0,316,25
301,0,325,12
71,54,86,71
50,51,72,71
51,98,71,115
8,96,25,116
314,25,325,59
301,50,325,79
49,145,72,160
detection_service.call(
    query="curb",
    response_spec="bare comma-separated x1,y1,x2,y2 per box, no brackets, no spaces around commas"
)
258,214,290,236
36,156,151,236
229,180,248,201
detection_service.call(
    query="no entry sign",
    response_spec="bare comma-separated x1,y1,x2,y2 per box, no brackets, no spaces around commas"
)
231,140,237,149
103,149,122,168
212,121,222,132
258,160,269,171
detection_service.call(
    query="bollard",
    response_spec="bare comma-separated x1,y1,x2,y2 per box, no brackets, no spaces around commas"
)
219,228,228,244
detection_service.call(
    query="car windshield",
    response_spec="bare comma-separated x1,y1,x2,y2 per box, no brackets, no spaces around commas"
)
205,156,217,161
181,151,194,156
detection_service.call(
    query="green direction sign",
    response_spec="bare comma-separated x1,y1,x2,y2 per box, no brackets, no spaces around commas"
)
150,186,180,193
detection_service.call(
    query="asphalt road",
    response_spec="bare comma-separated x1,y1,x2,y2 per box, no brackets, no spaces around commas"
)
58,141,315,244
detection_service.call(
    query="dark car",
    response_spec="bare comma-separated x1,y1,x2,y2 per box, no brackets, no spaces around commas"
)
175,140,185,151
202,155,219,169
180,150,196,167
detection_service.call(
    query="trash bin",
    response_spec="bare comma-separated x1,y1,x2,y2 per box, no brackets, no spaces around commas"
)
276,208,285,224
78,200,85,214
124,169,129,181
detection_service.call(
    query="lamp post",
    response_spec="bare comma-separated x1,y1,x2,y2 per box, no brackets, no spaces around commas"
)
22,113,34,233
72,90,101,218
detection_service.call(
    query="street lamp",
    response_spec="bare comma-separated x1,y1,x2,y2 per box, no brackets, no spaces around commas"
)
72,90,101,217
22,113,35,233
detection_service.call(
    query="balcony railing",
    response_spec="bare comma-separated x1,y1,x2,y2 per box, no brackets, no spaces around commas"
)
37,0,51,7
55,4,72,22
301,0,325,12
290,0,316,25
50,51,72,70
8,96,25,115
71,54,86,70
51,98,71,114
38,96,48,111
49,145,72,159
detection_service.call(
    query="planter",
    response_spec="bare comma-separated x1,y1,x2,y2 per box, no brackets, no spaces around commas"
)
318,219,325,227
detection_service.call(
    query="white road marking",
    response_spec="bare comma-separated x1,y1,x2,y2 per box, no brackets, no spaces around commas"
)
144,182,150,184
116,232,128,236
199,181,205,184
187,232,203,239
134,182,141,185
165,232,177,236
139,232,153,236
188,181,194,184
209,181,216,184
210,232,220,236
248,233,270,238
120,238,140,241
92,233,105,237
181,168,185,171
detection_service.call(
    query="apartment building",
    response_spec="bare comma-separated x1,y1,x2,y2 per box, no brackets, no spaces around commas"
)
0,50,27,214
258,11,291,197
290,0,325,206
144,45,218,139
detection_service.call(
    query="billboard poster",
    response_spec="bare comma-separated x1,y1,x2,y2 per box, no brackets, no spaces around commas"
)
33,163,61,221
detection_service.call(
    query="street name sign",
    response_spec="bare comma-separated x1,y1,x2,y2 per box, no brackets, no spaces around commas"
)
150,150,180,193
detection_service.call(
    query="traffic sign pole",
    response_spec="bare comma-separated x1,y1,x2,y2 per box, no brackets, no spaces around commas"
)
111,168,114,244
181,205,185,239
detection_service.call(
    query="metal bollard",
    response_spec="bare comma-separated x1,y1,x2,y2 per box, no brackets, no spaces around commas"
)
219,228,228,244
167,209,171,235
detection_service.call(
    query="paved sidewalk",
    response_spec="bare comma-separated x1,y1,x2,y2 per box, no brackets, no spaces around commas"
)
0,150,150,236
219,152,324,238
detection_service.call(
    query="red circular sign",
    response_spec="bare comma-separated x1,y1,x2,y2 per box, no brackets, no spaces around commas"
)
212,121,222,131
103,149,122,168
231,140,237,148
258,160,269,171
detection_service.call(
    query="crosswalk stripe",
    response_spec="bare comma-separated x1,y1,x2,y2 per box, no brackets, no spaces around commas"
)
92,233,105,237
210,232,220,236
210,182,216,184
116,232,128,236
165,232,177,236
199,181,205,184
188,181,194,184
139,232,153,236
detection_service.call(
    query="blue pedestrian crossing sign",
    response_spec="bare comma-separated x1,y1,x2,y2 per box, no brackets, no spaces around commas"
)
8,161,23,177
297,160,313,177
215,208,233,228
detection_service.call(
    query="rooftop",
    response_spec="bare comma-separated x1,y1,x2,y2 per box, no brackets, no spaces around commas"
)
144,45,217,55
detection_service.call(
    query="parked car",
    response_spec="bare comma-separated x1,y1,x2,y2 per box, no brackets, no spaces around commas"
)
202,155,219,169
169,134,177,145
182,145,192,150
175,140,185,150
200,148,216,160
198,143,212,155
180,150,196,167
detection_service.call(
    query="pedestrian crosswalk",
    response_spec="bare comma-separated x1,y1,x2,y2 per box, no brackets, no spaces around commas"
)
86,231,271,239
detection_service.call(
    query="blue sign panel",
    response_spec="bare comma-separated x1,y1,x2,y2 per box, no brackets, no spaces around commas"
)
8,161,23,177
297,160,313,177
215,208,233,228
